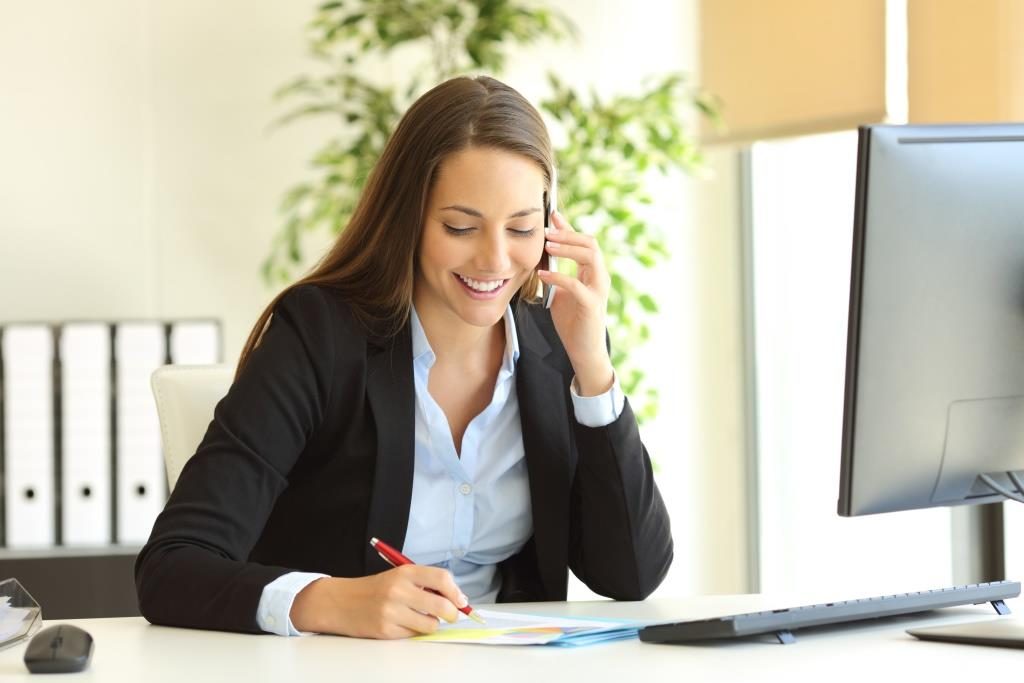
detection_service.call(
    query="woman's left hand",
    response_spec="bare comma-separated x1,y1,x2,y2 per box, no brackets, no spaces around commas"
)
537,211,615,396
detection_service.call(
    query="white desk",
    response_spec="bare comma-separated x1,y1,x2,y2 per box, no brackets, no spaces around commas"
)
2,594,1018,682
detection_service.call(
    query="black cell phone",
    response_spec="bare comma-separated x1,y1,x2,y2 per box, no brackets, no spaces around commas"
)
542,168,558,308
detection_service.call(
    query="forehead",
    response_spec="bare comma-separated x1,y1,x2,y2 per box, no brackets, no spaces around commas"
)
430,147,544,203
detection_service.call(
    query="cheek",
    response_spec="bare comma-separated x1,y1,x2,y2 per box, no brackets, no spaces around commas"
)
419,235,455,272
514,237,545,268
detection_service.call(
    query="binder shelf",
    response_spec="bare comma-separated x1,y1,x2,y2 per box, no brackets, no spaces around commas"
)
0,319,221,550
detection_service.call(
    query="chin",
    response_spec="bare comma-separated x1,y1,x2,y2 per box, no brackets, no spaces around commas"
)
451,299,512,328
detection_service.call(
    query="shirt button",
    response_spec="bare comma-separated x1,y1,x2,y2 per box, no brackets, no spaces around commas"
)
265,615,276,627
459,483,472,495
453,549,466,558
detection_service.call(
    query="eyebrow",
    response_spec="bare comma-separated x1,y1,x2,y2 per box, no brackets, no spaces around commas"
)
440,205,542,219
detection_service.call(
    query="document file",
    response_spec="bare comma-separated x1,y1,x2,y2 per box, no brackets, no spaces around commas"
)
169,321,220,365
60,324,112,546
2,325,55,548
413,608,640,646
115,323,166,545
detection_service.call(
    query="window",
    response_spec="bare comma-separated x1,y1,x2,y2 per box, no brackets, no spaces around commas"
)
749,131,952,596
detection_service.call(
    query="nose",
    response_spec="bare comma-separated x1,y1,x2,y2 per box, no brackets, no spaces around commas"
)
474,230,512,274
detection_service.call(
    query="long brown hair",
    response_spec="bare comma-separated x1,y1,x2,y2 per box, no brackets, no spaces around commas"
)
237,75,554,376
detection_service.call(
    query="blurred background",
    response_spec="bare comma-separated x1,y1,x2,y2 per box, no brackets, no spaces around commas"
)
1,0,1022,618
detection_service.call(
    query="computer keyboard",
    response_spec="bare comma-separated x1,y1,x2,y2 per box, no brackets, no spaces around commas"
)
638,580,1020,645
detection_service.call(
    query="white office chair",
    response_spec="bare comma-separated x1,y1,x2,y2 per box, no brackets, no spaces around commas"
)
151,364,234,491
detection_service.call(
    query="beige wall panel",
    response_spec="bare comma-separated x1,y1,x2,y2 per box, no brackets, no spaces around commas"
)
909,0,1024,123
700,0,887,143
1009,1,1024,117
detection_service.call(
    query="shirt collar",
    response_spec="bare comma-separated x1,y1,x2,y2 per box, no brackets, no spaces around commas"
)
410,305,520,371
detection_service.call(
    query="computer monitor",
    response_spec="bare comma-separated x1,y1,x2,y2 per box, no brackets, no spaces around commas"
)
839,122,1024,518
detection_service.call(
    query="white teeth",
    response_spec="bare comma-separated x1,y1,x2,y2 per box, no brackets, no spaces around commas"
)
457,274,505,292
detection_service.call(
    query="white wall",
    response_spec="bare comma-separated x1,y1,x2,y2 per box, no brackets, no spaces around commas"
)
1,2,151,320
0,1,750,596
684,147,749,595
0,0,328,343
146,2,336,345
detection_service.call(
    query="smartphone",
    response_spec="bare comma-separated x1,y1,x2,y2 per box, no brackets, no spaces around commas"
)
542,167,558,309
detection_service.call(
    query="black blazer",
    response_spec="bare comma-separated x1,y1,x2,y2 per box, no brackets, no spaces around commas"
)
135,285,672,634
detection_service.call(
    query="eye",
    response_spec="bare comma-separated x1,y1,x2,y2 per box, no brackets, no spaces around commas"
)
443,224,475,236
508,228,537,237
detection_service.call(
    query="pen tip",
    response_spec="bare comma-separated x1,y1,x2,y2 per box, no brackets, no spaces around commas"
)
467,610,486,625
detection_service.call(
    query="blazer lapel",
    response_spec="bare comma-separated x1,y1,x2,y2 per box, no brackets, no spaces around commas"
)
363,326,417,573
515,306,574,599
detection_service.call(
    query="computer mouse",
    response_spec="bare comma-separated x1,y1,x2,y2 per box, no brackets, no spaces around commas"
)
23,624,94,674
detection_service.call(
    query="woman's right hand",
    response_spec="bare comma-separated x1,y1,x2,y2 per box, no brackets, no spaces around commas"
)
289,566,468,639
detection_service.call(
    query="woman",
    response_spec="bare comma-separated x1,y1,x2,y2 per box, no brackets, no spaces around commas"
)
135,75,672,639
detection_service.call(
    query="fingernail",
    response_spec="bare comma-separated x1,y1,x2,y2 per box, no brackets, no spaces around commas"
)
458,593,469,607
544,227,553,236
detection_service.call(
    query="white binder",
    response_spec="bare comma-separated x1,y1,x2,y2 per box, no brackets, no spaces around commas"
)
2,325,56,548
115,323,166,545
59,323,112,546
169,321,220,365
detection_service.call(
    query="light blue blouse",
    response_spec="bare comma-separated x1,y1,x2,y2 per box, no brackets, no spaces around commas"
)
256,305,623,635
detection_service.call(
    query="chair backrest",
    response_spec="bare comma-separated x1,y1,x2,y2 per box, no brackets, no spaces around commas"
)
151,364,233,491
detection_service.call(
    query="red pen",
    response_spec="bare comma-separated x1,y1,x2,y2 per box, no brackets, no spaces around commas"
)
370,537,487,625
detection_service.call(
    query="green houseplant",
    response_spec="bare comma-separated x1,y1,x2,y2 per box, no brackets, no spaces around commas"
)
267,0,718,422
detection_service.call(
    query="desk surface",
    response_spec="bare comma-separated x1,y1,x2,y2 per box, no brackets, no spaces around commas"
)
2,594,1018,682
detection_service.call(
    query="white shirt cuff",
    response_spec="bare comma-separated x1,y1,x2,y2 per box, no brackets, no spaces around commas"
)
256,571,329,636
569,372,625,427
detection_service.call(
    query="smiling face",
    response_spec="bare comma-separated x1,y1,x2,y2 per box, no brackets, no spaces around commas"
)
414,146,546,331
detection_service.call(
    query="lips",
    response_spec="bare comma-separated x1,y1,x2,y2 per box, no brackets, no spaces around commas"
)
454,273,509,299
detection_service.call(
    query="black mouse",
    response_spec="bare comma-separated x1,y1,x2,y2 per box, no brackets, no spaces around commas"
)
24,624,94,674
